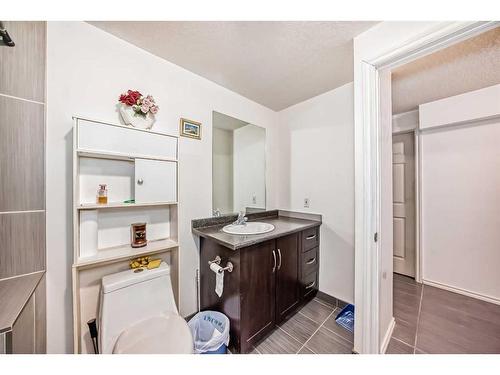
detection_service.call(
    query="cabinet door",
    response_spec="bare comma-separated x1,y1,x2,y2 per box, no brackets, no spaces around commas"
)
276,233,300,323
240,240,276,353
135,159,177,203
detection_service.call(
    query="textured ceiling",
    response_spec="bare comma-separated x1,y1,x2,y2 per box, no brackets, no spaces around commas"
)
89,21,377,111
392,27,500,114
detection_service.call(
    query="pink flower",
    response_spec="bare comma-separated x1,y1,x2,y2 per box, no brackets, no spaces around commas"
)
141,104,149,114
142,97,152,107
150,105,159,115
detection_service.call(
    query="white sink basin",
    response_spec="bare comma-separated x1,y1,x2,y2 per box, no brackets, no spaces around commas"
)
222,222,275,235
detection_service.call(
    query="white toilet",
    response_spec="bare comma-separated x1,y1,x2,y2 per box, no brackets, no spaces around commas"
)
98,261,193,354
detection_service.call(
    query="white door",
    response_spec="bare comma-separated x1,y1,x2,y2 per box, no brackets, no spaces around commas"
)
135,159,177,203
392,132,416,277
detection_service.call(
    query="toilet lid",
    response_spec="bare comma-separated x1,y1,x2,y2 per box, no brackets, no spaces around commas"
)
113,313,194,354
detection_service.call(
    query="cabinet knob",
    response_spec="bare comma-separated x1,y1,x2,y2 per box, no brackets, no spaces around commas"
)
137,178,144,185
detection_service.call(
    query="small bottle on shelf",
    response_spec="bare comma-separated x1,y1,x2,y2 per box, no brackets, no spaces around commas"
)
97,184,108,204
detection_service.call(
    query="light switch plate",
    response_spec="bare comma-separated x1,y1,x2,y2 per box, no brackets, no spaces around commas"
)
304,198,310,208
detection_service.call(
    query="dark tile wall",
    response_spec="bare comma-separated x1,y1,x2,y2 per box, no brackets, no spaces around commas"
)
0,212,45,278
0,21,46,353
0,96,45,212
0,21,46,278
0,21,46,102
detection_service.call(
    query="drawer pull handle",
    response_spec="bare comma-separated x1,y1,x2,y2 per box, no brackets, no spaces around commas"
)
306,234,316,240
277,248,282,270
305,281,316,289
137,178,144,185
305,257,316,265
272,250,277,273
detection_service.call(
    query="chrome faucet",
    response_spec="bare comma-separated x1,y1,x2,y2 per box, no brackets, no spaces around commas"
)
213,208,221,217
233,211,248,225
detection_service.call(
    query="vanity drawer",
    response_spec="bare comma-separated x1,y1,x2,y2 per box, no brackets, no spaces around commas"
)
301,247,318,277
302,227,319,252
301,270,318,299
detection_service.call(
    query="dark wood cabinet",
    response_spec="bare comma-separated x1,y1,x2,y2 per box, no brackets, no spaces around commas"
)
240,240,276,349
199,225,320,353
275,233,300,323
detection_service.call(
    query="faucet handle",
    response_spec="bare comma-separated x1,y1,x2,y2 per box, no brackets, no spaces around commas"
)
233,211,248,225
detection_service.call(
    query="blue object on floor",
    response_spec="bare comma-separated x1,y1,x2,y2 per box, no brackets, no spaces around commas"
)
335,304,355,333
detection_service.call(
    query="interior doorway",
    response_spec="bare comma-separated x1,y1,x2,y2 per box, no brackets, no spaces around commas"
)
353,20,500,355
384,25,500,354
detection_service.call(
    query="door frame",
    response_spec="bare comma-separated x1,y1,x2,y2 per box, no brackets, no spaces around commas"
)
392,129,419,281
354,21,499,354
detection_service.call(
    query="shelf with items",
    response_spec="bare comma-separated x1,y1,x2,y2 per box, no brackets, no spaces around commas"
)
76,191,177,261
72,115,180,354
77,152,177,208
74,238,179,269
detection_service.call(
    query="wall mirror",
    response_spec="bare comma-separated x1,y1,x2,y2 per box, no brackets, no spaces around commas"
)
212,111,266,215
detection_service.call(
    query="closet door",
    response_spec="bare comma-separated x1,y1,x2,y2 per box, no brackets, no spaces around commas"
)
135,159,177,203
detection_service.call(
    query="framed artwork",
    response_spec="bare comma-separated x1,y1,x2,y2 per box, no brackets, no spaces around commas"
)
180,118,201,140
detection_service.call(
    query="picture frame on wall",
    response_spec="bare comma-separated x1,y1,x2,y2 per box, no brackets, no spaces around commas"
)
180,118,202,140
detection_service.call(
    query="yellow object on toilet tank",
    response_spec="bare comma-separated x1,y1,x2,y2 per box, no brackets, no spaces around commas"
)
147,259,162,270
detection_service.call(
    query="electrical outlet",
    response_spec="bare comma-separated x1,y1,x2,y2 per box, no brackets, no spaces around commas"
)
252,195,257,204
304,198,310,208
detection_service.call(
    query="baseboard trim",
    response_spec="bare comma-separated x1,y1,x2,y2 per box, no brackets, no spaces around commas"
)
422,279,500,306
316,290,350,309
380,317,395,354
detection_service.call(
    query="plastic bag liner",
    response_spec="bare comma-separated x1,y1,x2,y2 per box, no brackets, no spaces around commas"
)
188,311,230,354
335,304,355,333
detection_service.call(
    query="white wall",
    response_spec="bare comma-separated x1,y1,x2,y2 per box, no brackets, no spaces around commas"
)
212,128,233,213
46,21,279,353
392,110,419,133
419,84,500,303
233,125,266,212
277,82,355,303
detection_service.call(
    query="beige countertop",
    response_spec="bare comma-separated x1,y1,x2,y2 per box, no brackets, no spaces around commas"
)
192,212,321,250
0,271,44,333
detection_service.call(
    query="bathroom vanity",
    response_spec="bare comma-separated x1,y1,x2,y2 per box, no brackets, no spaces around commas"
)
193,210,321,354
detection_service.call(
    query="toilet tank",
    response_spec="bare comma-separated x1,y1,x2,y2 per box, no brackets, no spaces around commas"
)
98,262,178,354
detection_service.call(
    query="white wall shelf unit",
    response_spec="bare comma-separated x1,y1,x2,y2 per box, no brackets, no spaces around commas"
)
71,116,180,354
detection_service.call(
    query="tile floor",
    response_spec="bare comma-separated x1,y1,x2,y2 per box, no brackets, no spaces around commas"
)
250,297,354,354
387,273,500,354
243,275,500,354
